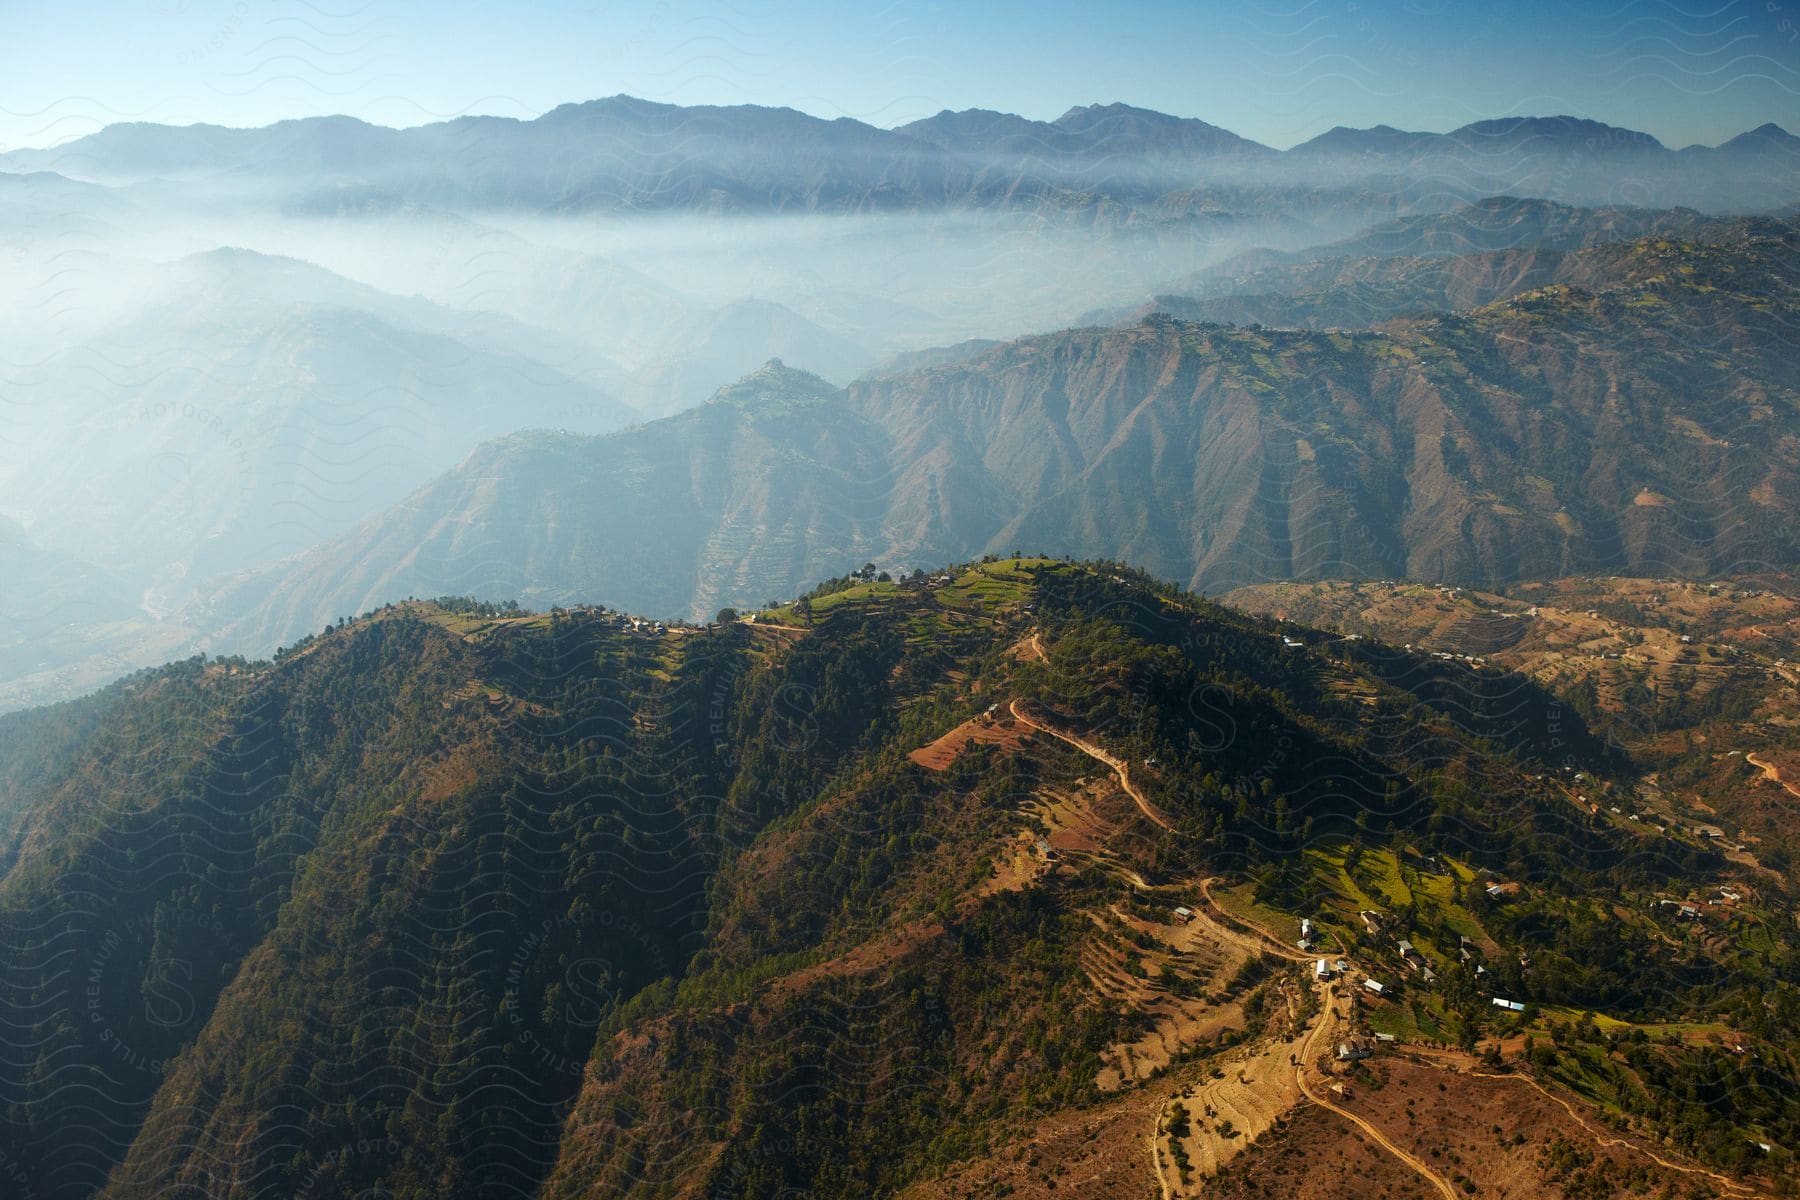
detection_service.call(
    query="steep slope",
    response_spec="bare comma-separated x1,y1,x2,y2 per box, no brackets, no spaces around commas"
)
1134,196,1720,320
0,561,1789,1199
203,219,1799,648
0,519,190,714
1224,574,1800,874
200,361,900,640
2,252,633,606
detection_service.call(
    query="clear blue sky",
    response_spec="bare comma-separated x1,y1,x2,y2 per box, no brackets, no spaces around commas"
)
2,0,1795,151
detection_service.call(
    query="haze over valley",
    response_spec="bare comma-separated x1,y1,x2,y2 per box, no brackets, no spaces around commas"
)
4,5,1800,1197
1,99,1796,709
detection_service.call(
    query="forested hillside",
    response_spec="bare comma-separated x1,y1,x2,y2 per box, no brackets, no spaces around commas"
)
1,561,1791,1198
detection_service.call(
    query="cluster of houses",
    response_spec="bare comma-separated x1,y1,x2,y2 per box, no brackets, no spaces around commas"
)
1395,939,1436,983
1656,890,1747,921
1280,904,1551,1062
1357,910,1436,982
584,610,674,636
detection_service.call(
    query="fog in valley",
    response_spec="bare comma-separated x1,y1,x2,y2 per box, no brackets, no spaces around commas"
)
0,190,1325,708
0,100,1792,711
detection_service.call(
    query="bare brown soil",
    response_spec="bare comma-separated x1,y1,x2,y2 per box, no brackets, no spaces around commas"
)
1201,1103,1433,1199
907,710,1033,771
1325,1055,1778,1199
895,1081,1168,1200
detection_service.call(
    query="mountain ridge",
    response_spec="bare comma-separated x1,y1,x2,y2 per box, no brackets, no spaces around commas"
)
12,100,1788,164
4,99,1790,213
186,216,1799,653
0,559,1789,1198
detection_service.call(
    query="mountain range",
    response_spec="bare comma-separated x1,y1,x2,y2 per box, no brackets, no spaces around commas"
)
192,213,1799,655
3,99,1794,213
2,85,1800,1200
0,247,636,611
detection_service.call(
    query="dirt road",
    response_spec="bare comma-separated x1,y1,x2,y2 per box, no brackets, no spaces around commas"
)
1009,699,1176,831
1197,878,1311,962
1746,751,1800,801
1466,1069,1769,1197
1293,984,1460,1200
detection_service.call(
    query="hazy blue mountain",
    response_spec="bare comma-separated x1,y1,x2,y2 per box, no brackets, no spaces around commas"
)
1,249,634,612
632,299,881,412
4,100,1791,214
898,102,1270,162
1285,115,1794,209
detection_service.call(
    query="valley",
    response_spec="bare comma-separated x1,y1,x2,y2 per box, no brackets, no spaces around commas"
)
0,59,1797,1200
2,560,1793,1198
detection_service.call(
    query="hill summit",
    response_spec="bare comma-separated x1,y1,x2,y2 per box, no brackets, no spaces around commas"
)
0,559,1790,1197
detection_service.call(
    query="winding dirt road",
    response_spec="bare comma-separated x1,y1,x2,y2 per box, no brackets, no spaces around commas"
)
1009,698,1176,831
1197,878,1312,963
1467,1069,1768,1197
1014,634,1473,1200
1746,752,1800,801
1293,987,1460,1200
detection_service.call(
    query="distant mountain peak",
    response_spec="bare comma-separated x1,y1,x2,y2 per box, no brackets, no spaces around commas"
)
1055,101,1163,121
541,93,675,118
1720,122,1800,151
1052,100,1228,132
708,358,842,410
1450,114,1665,151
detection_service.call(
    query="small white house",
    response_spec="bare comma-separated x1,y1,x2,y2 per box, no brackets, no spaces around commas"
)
1492,997,1526,1013
1172,906,1195,924
1363,978,1387,996
1315,958,1331,981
